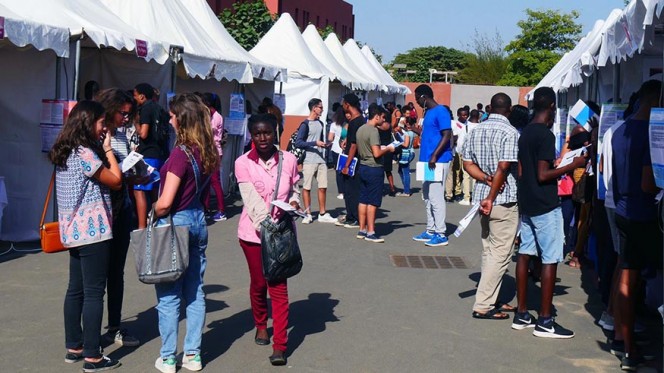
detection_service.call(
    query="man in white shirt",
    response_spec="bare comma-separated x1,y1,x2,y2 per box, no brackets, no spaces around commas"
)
456,108,479,205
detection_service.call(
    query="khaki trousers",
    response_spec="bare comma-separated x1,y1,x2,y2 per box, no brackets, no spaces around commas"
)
445,153,462,199
460,156,474,202
473,203,519,312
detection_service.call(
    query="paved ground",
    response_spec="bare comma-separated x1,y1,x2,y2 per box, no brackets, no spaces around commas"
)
0,168,662,372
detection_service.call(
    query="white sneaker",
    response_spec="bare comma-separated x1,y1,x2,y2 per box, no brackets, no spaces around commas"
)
302,214,314,224
181,354,202,371
155,357,176,373
336,193,344,200
318,213,337,223
458,200,471,206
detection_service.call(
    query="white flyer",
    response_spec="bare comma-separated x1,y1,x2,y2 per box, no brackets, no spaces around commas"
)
453,203,480,237
121,151,144,173
556,146,587,169
416,162,445,181
270,200,307,218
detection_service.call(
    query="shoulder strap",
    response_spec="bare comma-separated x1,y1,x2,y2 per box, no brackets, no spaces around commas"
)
271,151,284,202
40,169,55,227
179,145,205,197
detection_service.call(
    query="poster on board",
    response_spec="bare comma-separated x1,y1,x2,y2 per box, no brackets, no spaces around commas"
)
649,108,664,189
554,108,568,155
597,104,627,197
272,93,286,113
229,93,245,120
40,100,77,152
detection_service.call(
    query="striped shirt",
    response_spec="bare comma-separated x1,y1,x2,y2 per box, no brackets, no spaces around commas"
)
461,114,519,205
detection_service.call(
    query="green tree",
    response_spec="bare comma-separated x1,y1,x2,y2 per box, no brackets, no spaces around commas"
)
218,0,277,50
388,46,470,82
499,9,582,86
318,25,336,40
459,31,507,85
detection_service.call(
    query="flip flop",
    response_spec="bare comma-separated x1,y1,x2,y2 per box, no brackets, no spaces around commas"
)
472,308,509,320
493,301,516,312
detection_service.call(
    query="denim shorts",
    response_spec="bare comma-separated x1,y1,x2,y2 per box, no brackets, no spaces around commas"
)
519,207,564,264
358,165,384,207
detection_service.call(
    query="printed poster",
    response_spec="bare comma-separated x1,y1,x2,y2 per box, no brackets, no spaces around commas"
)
40,100,77,153
648,108,664,189
229,93,245,120
597,104,627,197
272,93,286,113
554,108,568,155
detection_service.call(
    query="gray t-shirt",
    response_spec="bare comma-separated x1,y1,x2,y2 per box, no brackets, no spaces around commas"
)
303,119,326,164
356,124,382,168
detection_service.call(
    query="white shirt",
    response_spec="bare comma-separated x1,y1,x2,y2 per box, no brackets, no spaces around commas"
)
330,123,343,154
455,120,480,154
601,122,625,209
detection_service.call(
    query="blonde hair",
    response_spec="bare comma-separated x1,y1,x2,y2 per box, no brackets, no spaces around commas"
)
168,93,219,174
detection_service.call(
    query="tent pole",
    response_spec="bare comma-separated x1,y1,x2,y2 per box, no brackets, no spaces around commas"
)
73,37,81,100
612,63,621,103
55,57,62,100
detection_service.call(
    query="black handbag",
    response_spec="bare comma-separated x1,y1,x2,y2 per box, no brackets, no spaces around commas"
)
260,151,303,283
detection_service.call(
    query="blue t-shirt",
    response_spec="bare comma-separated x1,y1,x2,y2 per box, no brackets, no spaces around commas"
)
611,118,657,221
419,105,453,163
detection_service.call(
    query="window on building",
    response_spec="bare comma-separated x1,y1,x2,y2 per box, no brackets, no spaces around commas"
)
316,16,320,27
326,19,329,26
334,22,337,32
295,8,299,22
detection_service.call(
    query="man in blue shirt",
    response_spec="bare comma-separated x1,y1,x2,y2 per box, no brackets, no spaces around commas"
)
609,80,662,371
411,85,453,247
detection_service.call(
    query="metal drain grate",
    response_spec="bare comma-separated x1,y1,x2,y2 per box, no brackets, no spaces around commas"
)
390,255,469,269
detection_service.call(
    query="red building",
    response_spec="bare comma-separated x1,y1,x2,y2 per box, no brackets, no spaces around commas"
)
207,0,355,41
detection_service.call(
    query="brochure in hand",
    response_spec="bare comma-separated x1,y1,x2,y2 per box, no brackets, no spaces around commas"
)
336,153,358,177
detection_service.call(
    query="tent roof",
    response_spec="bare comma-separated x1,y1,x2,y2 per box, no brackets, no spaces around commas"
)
324,33,379,91
301,24,373,91
342,39,391,93
102,0,257,83
360,45,411,95
2,0,169,63
0,2,69,57
250,13,331,81
178,0,286,82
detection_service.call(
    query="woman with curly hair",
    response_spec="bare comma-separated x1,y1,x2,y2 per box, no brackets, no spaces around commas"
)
49,100,123,372
152,93,219,373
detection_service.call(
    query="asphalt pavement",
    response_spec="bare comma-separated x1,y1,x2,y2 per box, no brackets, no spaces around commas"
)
0,167,661,372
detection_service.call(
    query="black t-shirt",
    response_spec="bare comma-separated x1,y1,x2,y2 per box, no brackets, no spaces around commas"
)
137,100,162,160
344,116,366,155
517,123,559,216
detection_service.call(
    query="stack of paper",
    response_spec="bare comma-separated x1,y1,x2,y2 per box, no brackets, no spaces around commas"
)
416,162,445,181
569,99,598,131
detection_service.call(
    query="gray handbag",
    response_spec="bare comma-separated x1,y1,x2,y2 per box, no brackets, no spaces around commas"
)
130,207,190,284
130,145,202,284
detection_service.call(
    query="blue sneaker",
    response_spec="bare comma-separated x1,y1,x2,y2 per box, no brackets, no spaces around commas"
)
356,231,367,239
413,231,434,242
212,212,227,222
424,233,448,247
364,233,385,243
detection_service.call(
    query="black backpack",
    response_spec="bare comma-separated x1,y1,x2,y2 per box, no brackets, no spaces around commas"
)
153,105,171,158
286,120,309,164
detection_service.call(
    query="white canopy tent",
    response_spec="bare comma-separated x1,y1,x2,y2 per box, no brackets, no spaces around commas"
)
361,45,411,95
250,13,331,117
529,0,664,101
0,3,69,57
301,24,373,91
342,39,389,93
103,0,257,84
325,33,381,92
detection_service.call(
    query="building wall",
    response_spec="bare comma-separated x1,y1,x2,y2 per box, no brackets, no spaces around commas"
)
207,0,355,41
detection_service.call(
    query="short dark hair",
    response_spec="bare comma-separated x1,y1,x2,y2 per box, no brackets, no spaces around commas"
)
457,107,469,116
247,113,277,134
134,83,154,99
332,102,341,113
490,93,512,111
533,87,556,113
414,84,434,99
469,109,480,119
308,98,322,111
508,105,530,130
639,80,662,101
367,103,386,120
342,93,361,110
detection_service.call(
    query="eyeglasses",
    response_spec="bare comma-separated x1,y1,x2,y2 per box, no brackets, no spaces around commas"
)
119,111,131,118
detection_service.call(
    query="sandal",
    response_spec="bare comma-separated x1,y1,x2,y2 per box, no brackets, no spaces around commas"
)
472,308,509,320
493,301,516,312
567,256,582,269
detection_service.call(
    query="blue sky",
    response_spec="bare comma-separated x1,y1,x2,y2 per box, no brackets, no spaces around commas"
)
347,0,627,63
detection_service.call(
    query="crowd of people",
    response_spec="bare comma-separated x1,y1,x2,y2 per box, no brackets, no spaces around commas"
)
48,78,662,372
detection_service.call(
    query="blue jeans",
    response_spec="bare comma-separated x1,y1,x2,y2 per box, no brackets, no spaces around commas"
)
155,206,208,359
519,207,564,264
398,162,411,194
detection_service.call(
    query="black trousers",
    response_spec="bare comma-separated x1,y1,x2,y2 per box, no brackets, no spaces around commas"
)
342,171,360,222
107,205,133,329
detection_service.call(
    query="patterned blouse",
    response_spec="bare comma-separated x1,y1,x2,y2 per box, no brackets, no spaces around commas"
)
56,146,113,248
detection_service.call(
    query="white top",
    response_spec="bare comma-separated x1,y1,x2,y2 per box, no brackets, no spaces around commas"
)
330,123,344,154
602,121,625,209
453,121,480,154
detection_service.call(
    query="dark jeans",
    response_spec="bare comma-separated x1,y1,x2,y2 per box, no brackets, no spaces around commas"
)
107,205,133,329
331,151,344,195
64,240,111,358
560,196,575,255
592,197,617,306
342,171,360,222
